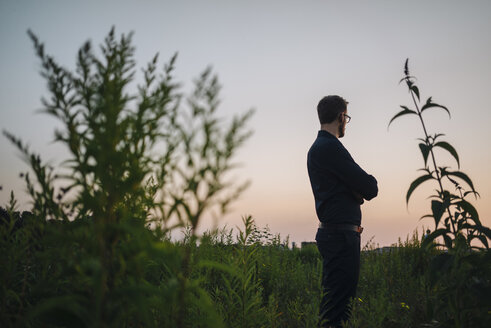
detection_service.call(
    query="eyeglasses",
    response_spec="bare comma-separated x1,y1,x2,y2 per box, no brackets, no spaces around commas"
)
343,114,351,123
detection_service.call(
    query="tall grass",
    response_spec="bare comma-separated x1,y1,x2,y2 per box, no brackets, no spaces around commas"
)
6,208,489,327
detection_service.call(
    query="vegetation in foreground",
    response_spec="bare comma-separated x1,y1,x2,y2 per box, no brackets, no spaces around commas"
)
1,29,490,327
2,210,490,327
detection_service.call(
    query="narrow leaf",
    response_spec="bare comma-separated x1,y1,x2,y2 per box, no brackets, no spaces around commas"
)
442,170,476,192
463,190,480,198
399,75,416,84
431,200,445,227
418,143,431,167
434,141,460,168
419,214,433,221
421,228,448,249
476,234,489,249
410,85,420,101
388,106,417,129
432,133,446,142
455,200,479,224
473,225,491,239
421,97,451,118
406,173,434,204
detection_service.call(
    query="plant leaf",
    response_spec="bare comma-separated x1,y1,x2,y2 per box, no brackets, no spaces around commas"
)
463,190,480,199
455,200,480,224
399,76,416,84
388,106,418,129
421,97,451,118
421,228,448,249
410,85,420,101
419,214,433,221
441,170,476,193
418,143,431,167
473,224,491,240
476,234,489,249
406,173,434,204
431,200,445,227
432,133,445,141
443,234,453,249
433,141,460,168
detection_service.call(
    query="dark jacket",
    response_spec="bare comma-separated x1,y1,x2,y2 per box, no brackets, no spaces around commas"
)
307,130,378,226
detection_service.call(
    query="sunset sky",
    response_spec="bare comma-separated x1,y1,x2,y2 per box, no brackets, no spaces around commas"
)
1,0,490,247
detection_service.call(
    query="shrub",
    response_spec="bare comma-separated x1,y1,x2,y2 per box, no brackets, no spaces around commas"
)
1,27,252,327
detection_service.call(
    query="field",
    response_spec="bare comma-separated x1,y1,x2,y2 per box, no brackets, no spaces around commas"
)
2,211,490,327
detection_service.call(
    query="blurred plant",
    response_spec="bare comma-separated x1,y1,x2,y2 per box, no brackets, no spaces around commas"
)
2,27,252,327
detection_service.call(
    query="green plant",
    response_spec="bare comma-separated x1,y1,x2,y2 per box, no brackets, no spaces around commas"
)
350,232,435,328
210,216,266,327
2,27,252,327
194,217,321,328
389,59,491,327
8,204,480,327
389,59,490,250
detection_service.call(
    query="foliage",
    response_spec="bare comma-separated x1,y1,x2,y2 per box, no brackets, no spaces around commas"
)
6,207,488,327
350,233,436,328
1,28,252,327
389,59,490,250
388,59,491,327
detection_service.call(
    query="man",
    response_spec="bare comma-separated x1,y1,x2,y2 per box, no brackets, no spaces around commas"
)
307,95,378,327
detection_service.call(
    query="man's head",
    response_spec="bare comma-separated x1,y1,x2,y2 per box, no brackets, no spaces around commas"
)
317,95,349,138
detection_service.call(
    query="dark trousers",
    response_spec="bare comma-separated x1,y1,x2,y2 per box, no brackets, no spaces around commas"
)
316,229,361,328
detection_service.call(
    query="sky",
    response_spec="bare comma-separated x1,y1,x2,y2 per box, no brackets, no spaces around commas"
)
1,0,490,247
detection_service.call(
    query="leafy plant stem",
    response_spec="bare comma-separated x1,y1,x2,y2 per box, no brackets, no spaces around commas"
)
408,80,457,235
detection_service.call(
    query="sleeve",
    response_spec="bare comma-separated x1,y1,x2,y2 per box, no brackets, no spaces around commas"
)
323,142,378,200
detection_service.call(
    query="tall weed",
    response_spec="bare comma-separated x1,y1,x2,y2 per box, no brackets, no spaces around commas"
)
389,59,491,327
1,28,252,327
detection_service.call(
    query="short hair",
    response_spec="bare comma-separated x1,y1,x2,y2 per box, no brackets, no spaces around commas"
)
317,95,349,124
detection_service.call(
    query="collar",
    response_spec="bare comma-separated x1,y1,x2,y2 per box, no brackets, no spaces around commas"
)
317,130,336,139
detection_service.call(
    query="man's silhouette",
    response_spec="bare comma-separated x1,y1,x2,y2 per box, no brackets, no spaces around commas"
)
307,95,378,327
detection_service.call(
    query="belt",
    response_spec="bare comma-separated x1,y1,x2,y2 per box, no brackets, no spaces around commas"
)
319,222,363,234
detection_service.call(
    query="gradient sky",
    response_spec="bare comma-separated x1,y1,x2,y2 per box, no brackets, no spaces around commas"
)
1,0,490,247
